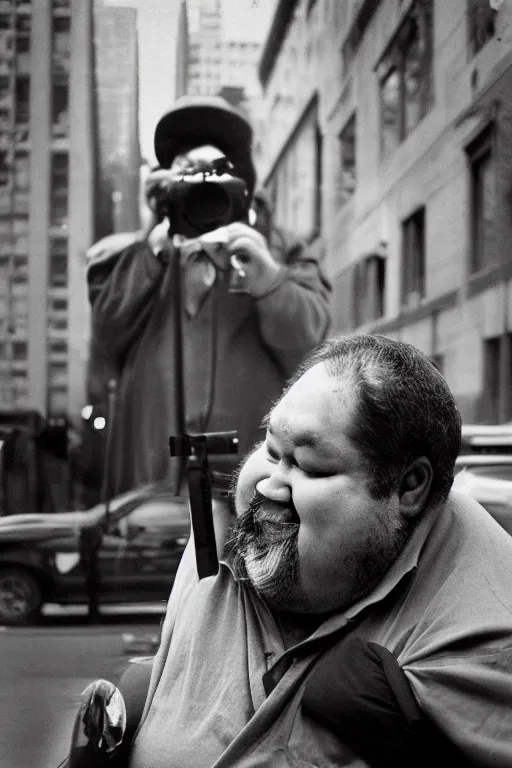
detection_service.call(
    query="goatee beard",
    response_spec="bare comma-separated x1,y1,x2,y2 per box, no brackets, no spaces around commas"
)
223,491,302,606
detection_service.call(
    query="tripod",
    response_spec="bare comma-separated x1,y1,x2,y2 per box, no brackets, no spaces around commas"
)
169,242,239,579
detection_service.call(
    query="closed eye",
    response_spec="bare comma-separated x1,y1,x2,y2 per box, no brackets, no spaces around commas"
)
301,468,333,479
266,445,332,478
265,444,280,462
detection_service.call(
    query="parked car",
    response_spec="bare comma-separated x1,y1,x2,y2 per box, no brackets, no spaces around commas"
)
0,483,190,625
460,424,512,453
454,453,512,536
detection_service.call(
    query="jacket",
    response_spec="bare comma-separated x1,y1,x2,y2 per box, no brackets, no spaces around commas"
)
87,225,331,495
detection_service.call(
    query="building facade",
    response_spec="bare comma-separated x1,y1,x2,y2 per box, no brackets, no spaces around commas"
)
186,0,222,98
0,0,95,422
94,2,141,237
175,0,189,98
259,0,512,424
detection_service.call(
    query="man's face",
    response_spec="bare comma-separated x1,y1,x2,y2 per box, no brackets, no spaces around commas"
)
170,144,226,175
226,362,412,615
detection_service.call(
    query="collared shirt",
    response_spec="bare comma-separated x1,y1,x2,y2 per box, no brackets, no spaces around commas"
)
128,491,512,767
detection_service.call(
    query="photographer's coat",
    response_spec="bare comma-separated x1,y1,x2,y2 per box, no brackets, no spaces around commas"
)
86,225,331,496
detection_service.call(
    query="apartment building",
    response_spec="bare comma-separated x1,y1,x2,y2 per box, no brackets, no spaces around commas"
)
0,0,95,422
258,0,512,424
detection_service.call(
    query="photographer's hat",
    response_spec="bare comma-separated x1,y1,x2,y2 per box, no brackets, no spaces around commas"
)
154,95,256,197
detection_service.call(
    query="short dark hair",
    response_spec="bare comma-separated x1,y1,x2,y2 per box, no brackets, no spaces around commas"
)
293,334,462,506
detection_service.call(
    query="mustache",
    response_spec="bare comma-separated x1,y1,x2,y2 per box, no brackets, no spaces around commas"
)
223,490,300,574
245,490,299,534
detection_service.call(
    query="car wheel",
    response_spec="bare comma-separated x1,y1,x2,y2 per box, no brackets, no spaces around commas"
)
0,568,42,625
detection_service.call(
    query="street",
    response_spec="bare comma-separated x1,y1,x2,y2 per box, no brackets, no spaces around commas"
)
0,614,161,768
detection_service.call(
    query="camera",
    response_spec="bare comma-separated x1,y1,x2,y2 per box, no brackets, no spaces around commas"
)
154,157,250,239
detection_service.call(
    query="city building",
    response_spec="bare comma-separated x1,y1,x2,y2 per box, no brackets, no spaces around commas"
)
180,0,276,177
258,0,512,424
94,1,141,237
186,0,222,98
0,0,95,422
175,0,189,98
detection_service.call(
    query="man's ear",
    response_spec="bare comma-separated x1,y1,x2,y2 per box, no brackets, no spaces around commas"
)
398,457,433,519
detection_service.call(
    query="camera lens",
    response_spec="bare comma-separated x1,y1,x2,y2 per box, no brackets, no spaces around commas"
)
183,183,231,226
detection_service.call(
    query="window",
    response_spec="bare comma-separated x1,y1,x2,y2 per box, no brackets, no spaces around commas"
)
52,16,70,76
50,339,67,354
401,207,425,307
51,316,67,330
353,254,386,327
15,76,29,126
114,499,189,542
481,333,512,423
377,0,433,157
51,297,67,312
13,255,27,282
337,113,356,208
483,336,501,423
13,218,28,254
50,152,68,227
0,75,10,100
0,149,9,186
49,360,67,379
16,32,30,54
266,97,322,242
49,238,67,286
467,127,495,274
460,464,512,482
15,76,30,126
13,151,29,214
14,151,29,189
12,340,27,360
15,14,30,71
12,292,27,325
467,0,496,58
380,69,401,156
0,107,10,131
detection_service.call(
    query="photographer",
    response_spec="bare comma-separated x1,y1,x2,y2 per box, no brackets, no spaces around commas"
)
86,96,331,497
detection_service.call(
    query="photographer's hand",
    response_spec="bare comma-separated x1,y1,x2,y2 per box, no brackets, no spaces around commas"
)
224,222,282,298
141,168,176,256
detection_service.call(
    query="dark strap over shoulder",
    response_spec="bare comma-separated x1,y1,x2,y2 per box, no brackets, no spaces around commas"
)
302,635,473,768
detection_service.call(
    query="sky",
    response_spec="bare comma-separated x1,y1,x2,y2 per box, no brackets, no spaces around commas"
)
103,0,277,164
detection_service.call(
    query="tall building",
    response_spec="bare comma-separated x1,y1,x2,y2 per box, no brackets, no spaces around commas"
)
175,0,189,98
0,0,95,421
258,0,512,424
94,2,141,237
179,0,276,177
187,0,222,98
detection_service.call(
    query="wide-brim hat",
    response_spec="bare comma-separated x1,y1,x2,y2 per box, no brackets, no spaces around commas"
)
154,95,256,196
